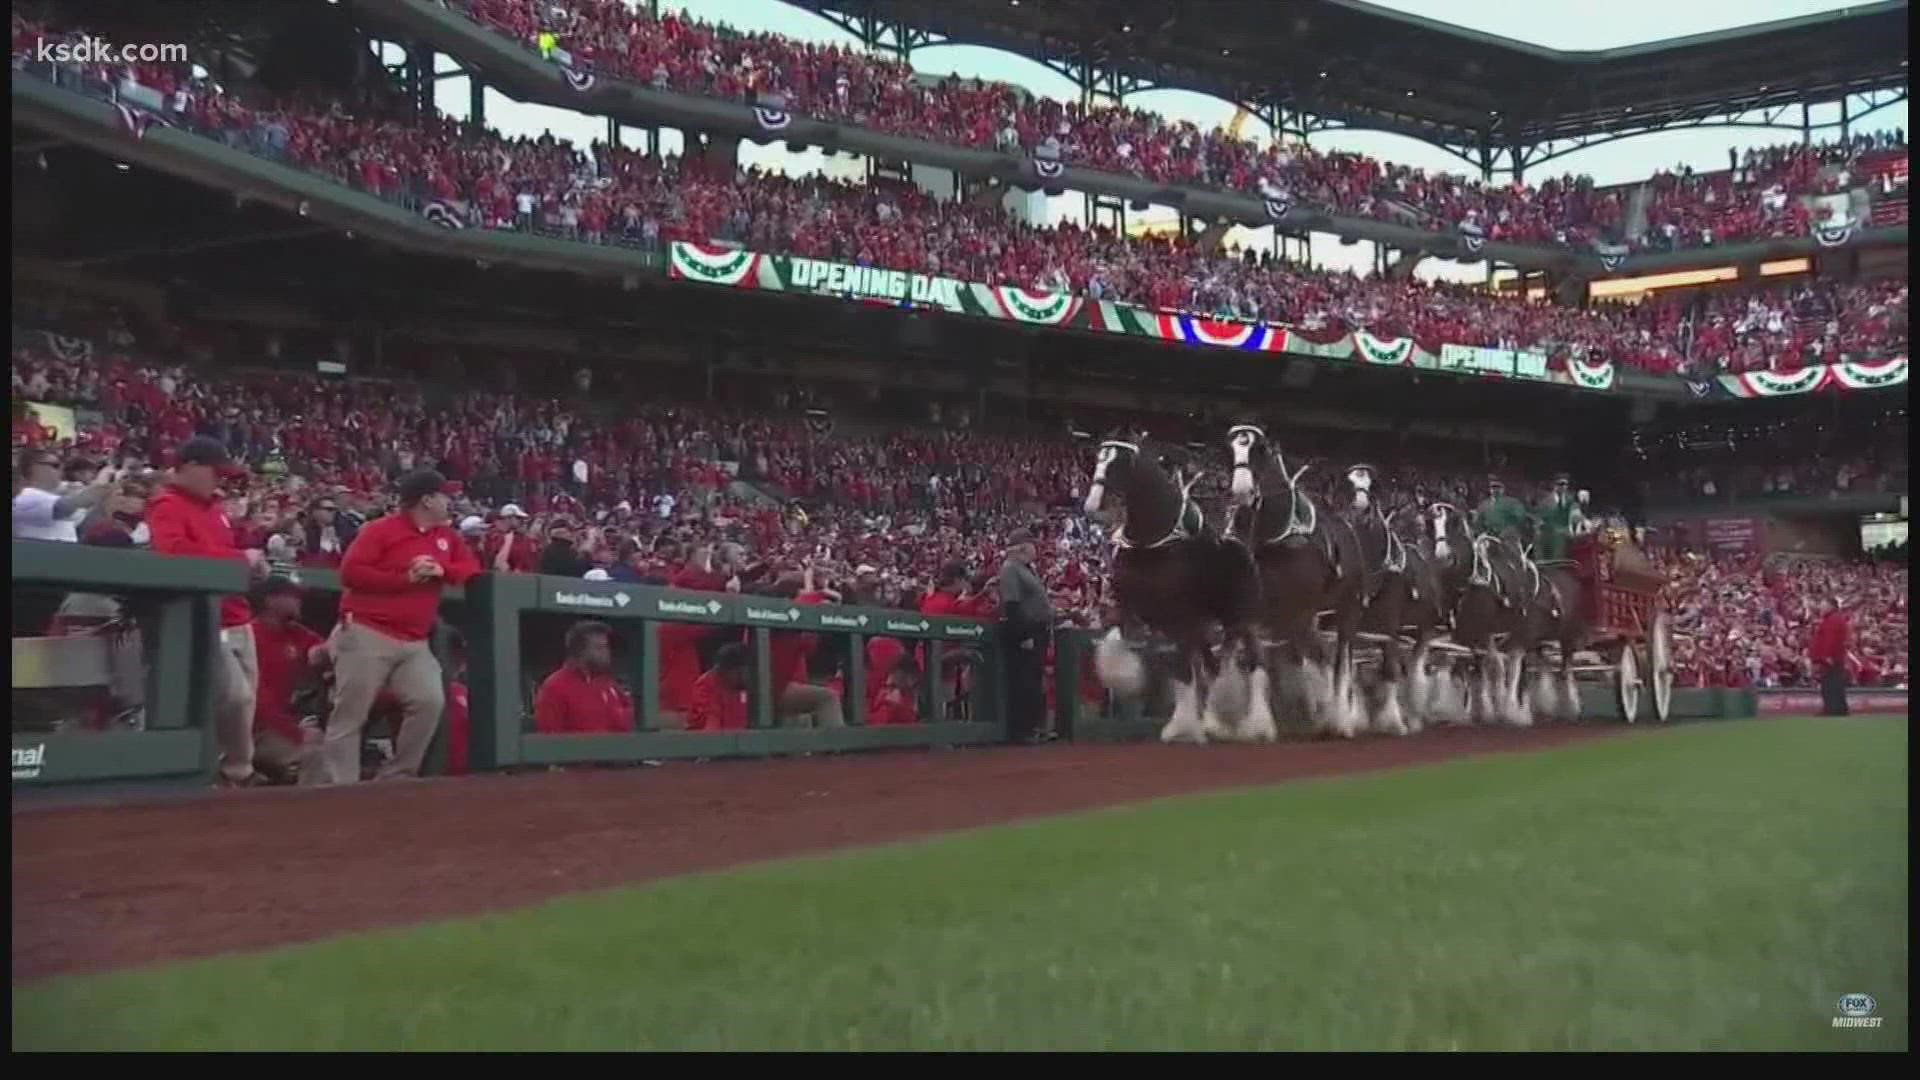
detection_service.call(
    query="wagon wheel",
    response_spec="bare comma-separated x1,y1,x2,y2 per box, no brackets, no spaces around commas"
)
1647,606,1675,723
1615,642,1641,724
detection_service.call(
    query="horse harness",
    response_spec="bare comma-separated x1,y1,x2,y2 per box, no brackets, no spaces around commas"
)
1109,444,1208,552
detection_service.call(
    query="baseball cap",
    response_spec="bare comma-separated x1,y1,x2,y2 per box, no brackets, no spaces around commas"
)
458,514,486,534
176,437,234,470
260,574,304,597
498,503,528,519
396,469,448,504
583,568,612,582
854,563,879,577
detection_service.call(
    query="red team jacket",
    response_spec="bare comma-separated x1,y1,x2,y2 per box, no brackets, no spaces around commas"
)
533,664,635,734
251,618,325,747
1809,610,1853,673
686,670,748,731
145,483,254,628
339,514,482,642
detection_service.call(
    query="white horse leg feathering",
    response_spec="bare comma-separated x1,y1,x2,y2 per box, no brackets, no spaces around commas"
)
1244,665,1277,742
1161,655,1207,744
1503,648,1533,727
1558,669,1582,722
1372,672,1410,736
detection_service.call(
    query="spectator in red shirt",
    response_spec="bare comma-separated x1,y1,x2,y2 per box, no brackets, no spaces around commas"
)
482,503,538,572
249,575,328,783
319,469,480,785
146,436,268,786
686,641,750,732
533,620,635,734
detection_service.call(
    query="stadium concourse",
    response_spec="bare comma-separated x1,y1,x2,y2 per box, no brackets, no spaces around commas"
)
11,298,1909,693
13,16,1911,379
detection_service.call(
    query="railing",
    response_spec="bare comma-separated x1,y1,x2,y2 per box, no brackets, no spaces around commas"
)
11,542,248,787
11,546,1004,787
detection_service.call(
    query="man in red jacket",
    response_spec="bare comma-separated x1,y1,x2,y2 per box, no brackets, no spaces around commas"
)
146,437,268,786
1809,595,1853,717
533,620,634,734
320,469,481,785
251,575,328,784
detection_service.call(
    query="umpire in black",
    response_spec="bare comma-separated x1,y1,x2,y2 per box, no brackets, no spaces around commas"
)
997,527,1055,743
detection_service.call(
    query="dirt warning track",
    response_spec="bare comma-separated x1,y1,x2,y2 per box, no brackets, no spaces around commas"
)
12,725,1619,981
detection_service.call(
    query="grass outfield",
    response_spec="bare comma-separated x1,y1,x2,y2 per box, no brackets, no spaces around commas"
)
13,717,1908,1051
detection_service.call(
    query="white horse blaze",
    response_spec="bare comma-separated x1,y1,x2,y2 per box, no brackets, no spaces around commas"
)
1228,431,1257,503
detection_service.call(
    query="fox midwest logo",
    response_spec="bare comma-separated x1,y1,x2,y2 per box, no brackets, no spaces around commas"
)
1832,994,1882,1028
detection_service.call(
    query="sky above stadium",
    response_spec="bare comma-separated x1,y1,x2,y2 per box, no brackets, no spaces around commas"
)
1358,0,1871,49
435,0,1910,281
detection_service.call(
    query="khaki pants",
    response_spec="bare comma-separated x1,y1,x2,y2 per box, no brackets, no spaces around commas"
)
777,683,844,728
318,620,445,786
214,626,259,783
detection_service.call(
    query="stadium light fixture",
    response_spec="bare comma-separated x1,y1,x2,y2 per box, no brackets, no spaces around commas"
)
115,162,130,171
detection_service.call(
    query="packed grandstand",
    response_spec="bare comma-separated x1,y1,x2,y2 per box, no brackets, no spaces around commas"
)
9,0,1910,755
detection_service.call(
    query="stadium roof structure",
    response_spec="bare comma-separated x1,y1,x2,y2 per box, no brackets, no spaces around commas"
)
791,0,1911,172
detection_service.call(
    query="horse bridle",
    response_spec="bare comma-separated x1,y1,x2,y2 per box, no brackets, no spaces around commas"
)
1097,441,1196,551
1228,425,1316,546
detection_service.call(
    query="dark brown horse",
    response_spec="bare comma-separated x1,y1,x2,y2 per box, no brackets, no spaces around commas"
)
1339,466,1499,733
1085,439,1269,742
1225,425,1368,738
1426,503,1586,725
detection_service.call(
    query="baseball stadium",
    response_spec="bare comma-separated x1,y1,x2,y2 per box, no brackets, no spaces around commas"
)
10,0,1909,1052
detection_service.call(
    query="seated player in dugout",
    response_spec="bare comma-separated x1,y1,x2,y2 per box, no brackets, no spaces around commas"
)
866,654,922,727
759,572,844,729
686,641,750,732
533,620,635,735
250,574,330,784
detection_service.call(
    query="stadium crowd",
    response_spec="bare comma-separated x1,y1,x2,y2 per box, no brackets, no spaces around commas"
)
450,0,1904,252
13,16,1910,377
1663,550,1907,689
14,307,1910,702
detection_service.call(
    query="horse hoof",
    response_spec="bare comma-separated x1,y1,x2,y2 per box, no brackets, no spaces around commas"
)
1160,721,1206,745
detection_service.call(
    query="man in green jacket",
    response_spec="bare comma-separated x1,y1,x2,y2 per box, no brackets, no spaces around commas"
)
1533,473,1587,562
1474,476,1532,545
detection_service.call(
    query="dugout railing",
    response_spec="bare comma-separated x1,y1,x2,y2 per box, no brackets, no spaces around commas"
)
11,546,1006,788
12,542,248,787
